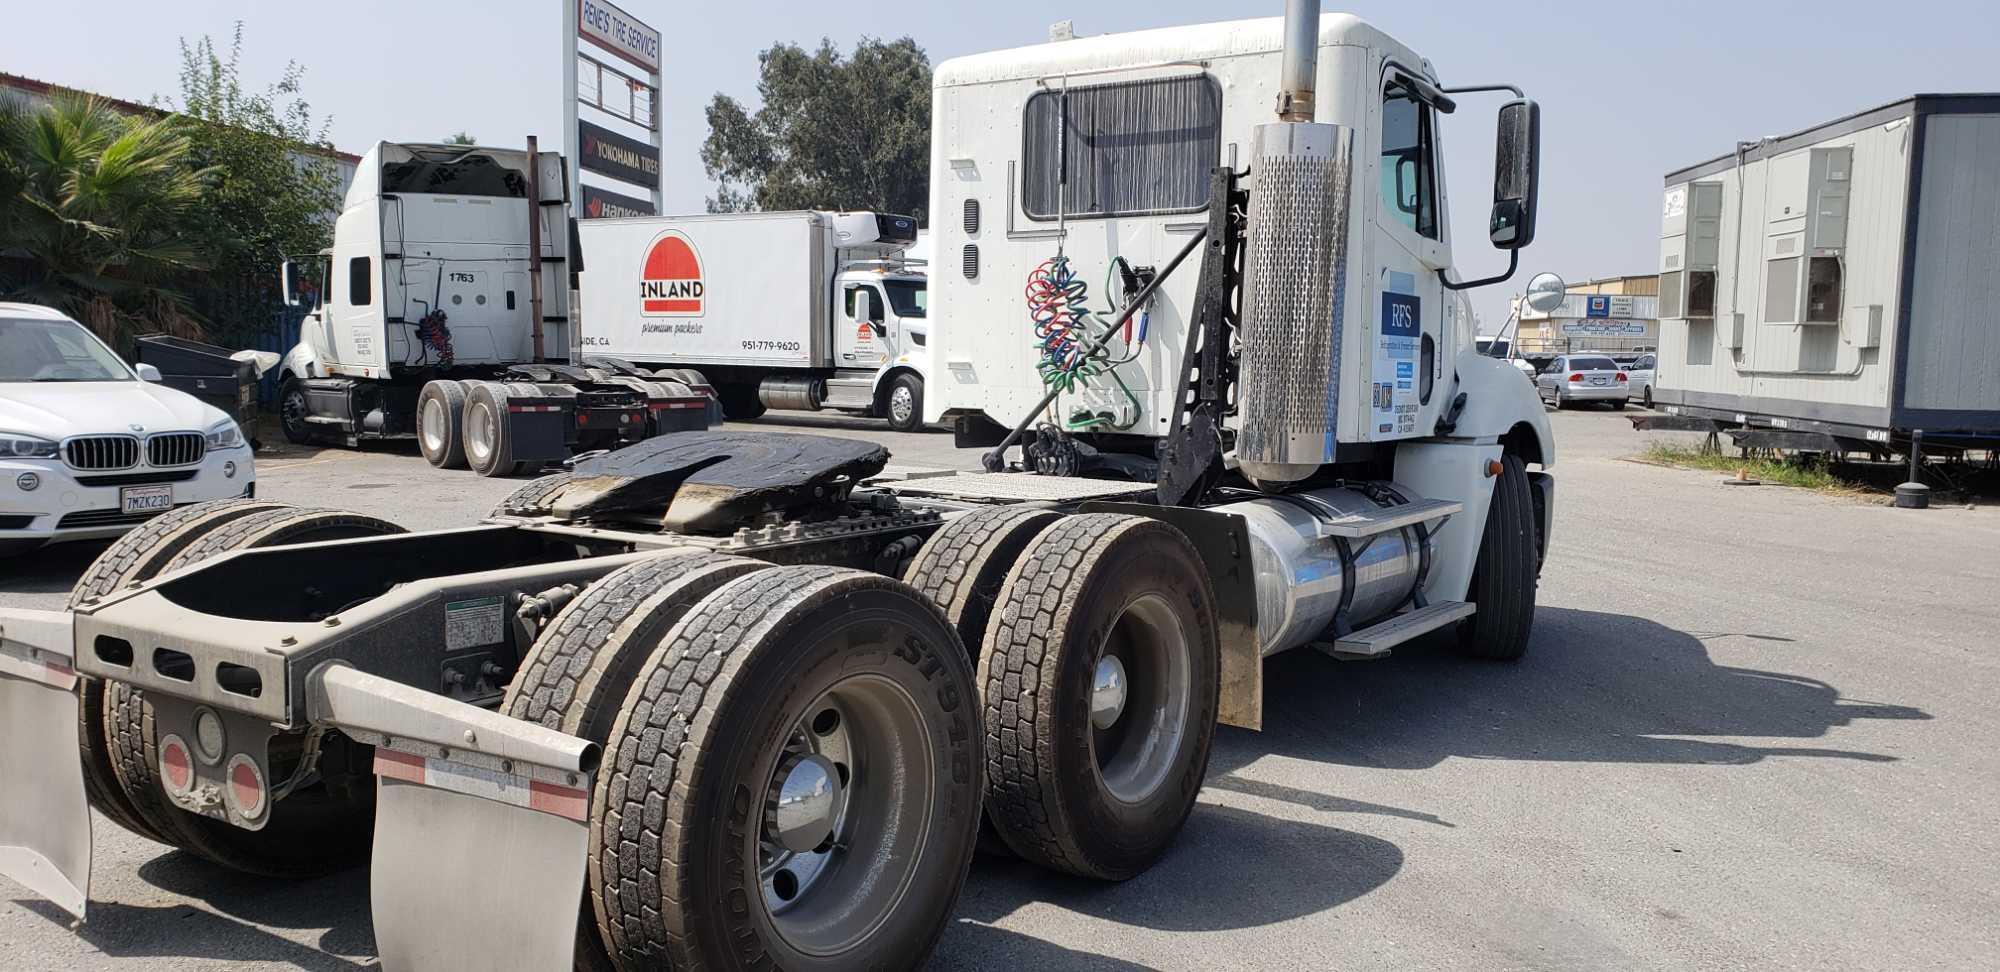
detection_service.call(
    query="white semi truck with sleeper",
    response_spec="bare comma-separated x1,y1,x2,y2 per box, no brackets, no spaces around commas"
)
576,210,936,431
0,6,1566,969
272,141,713,477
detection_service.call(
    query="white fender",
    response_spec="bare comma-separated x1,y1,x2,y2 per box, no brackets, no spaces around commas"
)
280,341,323,383
1446,348,1555,468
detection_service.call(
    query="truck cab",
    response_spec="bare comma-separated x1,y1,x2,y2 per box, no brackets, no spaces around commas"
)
276,142,573,444
831,258,930,426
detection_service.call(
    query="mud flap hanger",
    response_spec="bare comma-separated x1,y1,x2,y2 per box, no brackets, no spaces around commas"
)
306,662,600,972
0,609,90,923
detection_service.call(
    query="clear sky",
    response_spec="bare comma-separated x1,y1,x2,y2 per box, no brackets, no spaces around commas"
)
7,0,1998,329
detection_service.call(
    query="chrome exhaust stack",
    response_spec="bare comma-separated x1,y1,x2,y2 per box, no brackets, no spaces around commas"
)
1235,1,1355,488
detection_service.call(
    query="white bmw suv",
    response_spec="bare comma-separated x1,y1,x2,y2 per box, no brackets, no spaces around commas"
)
0,303,256,556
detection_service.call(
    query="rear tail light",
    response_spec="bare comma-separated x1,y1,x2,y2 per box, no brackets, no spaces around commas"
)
1616,372,1628,382
1567,373,1583,383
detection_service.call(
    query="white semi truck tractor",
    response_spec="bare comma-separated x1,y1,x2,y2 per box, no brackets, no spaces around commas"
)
577,210,935,431
0,7,1566,969
273,142,710,476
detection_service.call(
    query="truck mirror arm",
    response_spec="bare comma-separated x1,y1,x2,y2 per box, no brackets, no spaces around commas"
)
1438,249,1517,292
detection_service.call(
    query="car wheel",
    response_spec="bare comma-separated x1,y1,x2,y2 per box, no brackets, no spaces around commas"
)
1643,386,1655,409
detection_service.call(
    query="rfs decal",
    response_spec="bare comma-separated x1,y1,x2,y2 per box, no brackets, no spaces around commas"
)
640,231,705,316
1381,292,1420,338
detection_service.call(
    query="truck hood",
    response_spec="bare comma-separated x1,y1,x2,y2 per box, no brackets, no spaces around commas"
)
0,381,232,439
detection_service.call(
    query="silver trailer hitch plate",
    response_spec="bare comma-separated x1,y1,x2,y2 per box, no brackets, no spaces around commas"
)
308,664,598,972
0,609,91,922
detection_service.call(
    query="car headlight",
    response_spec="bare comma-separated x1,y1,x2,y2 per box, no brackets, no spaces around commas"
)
0,431,60,459
205,421,245,451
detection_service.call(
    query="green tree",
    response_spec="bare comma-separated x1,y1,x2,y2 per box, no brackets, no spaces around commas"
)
444,131,477,145
166,24,343,343
0,93,209,347
701,37,931,220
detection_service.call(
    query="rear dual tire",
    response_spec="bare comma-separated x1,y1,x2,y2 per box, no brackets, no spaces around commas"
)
977,514,1220,880
500,561,982,970
81,503,403,875
417,379,469,469
463,382,527,478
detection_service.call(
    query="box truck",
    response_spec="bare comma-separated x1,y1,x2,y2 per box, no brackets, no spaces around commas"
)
576,210,934,431
2,6,1570,969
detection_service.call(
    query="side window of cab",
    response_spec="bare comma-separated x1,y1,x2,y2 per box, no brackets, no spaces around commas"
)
1379,80,1440,240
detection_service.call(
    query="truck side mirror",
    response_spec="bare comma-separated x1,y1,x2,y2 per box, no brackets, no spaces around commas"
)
281,259,303,307
1489,99,1540,250
853,289,874,326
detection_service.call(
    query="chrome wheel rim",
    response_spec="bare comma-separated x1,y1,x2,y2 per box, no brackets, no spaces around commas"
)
753,675,933,957
465,401,496,464
888,385,915,425
419,396,449,454
1091,593,1192,804
282,389,307,433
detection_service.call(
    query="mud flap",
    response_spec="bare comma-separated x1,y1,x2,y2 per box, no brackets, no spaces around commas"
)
307,664,598,972
0,609,90,922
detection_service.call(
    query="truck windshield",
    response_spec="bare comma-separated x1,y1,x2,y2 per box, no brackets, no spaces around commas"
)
0,317,133,383
883,280,927,318
381,153,529,198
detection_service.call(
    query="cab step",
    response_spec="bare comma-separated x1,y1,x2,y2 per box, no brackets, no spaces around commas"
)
1316,497,1462,538
1319,600,1476,660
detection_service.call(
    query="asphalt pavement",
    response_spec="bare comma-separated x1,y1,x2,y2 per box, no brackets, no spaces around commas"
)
3,406,1995,970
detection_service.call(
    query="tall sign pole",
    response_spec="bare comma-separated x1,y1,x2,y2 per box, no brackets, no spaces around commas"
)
566,0,664,219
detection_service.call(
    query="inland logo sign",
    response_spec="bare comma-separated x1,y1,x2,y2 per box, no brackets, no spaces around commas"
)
640,231,704,316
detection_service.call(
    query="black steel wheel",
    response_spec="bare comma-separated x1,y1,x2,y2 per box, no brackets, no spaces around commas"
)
594,567,980,971
279,377,312,444
979,513,1219,880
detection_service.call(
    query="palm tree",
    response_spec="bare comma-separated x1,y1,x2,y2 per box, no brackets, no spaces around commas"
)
0,93,211,347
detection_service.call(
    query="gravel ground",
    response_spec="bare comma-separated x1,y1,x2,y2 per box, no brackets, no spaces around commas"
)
3,407,1995,970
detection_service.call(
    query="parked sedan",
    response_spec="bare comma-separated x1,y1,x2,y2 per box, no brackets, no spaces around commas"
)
1535,354,1629,410
1625,353,1658,409
0,303,256,556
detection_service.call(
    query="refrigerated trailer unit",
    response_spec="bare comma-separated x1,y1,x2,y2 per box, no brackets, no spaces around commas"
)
1654,94,2000,454
576,211,935,431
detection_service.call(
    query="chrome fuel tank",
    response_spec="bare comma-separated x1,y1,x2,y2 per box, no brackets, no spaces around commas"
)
1213,485,1435,656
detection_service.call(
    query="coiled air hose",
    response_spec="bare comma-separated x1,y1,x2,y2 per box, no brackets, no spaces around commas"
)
1023,254,1142,430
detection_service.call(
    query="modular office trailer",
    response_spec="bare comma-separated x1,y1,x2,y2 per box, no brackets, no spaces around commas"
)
1654,94,2000,450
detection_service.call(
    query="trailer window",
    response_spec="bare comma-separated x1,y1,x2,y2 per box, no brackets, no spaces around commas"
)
1381,81,1439,239
1021,75,1221,220
348,257,372,307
